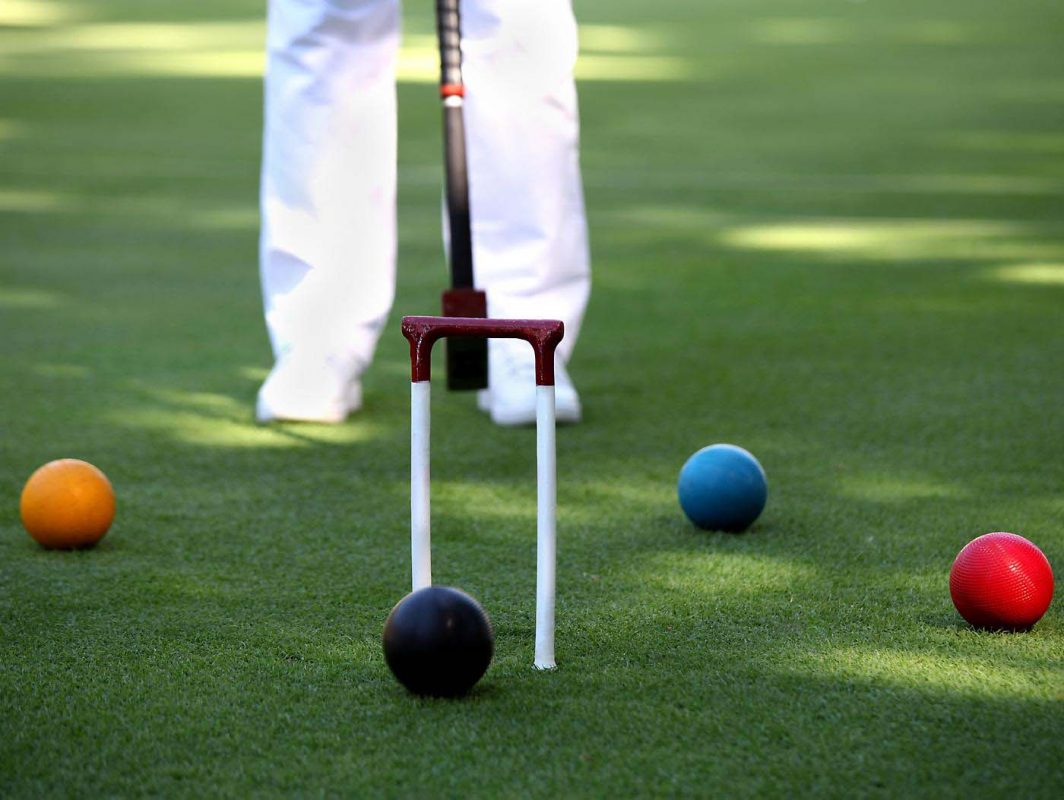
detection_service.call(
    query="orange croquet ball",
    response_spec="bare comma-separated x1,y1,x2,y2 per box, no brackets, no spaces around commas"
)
19,459,116,549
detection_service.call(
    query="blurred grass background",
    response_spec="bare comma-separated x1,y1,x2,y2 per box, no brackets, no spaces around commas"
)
1,0,1062,796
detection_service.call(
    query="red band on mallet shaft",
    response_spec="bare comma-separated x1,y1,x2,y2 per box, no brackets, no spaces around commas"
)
440,84,465,98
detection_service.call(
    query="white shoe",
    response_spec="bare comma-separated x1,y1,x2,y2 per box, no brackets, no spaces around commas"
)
256,352,363,424
478,343,582,427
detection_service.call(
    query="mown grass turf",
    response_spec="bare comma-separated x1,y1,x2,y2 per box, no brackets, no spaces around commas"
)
2,0,1062,796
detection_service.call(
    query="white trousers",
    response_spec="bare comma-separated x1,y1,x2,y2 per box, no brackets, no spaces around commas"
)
260,0,591,375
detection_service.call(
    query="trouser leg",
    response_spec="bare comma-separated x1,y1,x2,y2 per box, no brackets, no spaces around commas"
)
460,0,591,364
260,0,401,376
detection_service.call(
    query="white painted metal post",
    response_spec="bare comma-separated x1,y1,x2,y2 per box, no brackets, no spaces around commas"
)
411,380,432,591
534,384,557,670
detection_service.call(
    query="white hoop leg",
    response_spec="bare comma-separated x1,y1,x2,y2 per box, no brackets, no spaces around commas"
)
411,380,432,591
534,384,557,670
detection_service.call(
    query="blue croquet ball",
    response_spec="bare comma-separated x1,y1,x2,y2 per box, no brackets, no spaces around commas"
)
382,586,494,697
678,444,767,532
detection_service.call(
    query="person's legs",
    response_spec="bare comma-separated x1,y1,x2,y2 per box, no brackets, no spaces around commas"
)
258,0,401,422
461,0,591,425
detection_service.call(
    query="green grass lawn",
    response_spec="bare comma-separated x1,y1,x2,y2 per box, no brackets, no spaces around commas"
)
2,0,1063,795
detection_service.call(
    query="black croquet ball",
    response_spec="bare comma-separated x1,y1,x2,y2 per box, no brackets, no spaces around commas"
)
382,586,494,697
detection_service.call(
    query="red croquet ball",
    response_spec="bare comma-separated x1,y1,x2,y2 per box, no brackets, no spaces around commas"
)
949,532,1054,631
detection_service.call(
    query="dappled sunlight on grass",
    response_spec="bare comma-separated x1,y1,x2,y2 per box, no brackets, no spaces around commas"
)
898,20,971,46
948,131,1064,155
837,474,968,504
984,78,1064,104
105,385,387,448
987,263,1064,286
0,0,86,27
574,54,692,82
0,119,27,142
580,25,668,53
0,183,258,229
0,20,265,77
750,18,848,46
44,21,261,51
723,219,993,253
186,205,259,230
0,188,69,213
787,643,1061,700
1042,499,1064,524
750,17,975,47
587,172,1064,196
0,19,691,82
718,218,1064,263
0,286,66,310
143,570,231,601
31,362,91,379
307,634,381,667
430,480,537,526
598,206,732,231
140,386,258,416
627,550,818,596
237,365,269,383
879,174,1064,196
424,475,675,532
423,478,672,527
101,50,265,79
108,407,304,448
565,479,673,510
0,19,258,78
